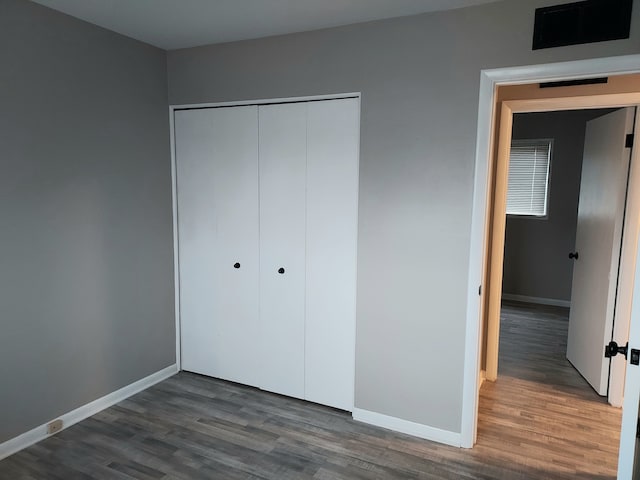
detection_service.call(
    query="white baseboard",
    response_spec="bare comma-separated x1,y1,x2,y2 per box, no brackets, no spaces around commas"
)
502,293,570,308
352,408,461,447
0,364,178,461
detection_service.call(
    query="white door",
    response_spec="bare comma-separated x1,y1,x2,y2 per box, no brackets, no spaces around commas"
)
305,98,360,410
567,108,635,396
175,106,261,386
618,207,640,478
619,323,640,479
618,110,640,479
258,103,307,399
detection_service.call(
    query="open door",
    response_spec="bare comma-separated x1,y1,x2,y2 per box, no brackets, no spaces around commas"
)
567,108,636,397
618,230,640,478
618,110,640,479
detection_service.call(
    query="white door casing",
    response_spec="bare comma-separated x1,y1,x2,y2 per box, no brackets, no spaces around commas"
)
460,56,640,480
567,108,635,397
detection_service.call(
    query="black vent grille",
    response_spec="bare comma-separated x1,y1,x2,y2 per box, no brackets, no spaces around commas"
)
533,0,633,50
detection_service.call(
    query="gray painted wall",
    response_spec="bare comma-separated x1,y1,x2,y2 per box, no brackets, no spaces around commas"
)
503,110,613,303
167,0,640,433
0,0,174,443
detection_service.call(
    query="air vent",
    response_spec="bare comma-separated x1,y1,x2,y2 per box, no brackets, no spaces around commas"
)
533,0,633,50
539,77,608,89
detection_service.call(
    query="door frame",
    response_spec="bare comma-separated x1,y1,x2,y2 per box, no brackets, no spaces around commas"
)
169,92,361,371
461,54,640,449
491,103,637,398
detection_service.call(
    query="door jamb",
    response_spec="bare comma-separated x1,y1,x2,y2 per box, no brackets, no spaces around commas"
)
487,101,638,388
461,55,640,449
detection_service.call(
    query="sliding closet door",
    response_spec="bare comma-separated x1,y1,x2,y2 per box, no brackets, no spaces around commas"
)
305,98,359,410
258,103,307,399
175,106,260,386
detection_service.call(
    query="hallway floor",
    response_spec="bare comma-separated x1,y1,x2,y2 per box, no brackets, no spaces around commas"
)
475,301,622,479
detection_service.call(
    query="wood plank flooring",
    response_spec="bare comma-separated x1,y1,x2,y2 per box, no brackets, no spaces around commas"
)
0,301,622,479
475,301,622,479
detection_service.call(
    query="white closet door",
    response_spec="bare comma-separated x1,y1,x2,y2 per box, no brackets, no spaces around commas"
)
258,103,307,399
175,106,260,387
305,98,359,410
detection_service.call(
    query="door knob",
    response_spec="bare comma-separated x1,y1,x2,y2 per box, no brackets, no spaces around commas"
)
605,341,628,359
278,267,285,274
234,262,241,269
568,252,579,260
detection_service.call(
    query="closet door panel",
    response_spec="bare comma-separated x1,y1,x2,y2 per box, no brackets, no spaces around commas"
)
305,98,359,410
176,106,260,386
258,103,307,399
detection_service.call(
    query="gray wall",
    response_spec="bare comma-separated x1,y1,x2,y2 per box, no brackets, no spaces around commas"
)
503,110,613,302
167,0,640,433
0,0,174,443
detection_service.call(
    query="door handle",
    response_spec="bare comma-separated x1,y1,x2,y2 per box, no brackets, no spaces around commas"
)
568,251,579,260
233,262,241,269
605,341,628,359
605,342,640,365
278,267,285,274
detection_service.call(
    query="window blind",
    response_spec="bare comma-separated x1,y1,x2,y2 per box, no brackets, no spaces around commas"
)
506,140,552,217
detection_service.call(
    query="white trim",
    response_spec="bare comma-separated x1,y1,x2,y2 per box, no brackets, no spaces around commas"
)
501,293,570,308
461,67,496,449
461,54,640,449
0,364,177,461
170,107,181,370
484,56,640,86
171,92,361,111
352,408,461,447
350,97,362,413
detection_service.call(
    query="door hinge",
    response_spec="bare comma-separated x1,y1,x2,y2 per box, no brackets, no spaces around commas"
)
626,133,634,148
637,418,640,439
478,285,482,296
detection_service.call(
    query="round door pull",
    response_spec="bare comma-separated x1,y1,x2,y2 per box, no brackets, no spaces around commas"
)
568,252,579,260
278,267,285,274
234,262,241,269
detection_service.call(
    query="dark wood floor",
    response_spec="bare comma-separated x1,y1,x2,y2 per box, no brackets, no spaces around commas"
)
0,301,622,479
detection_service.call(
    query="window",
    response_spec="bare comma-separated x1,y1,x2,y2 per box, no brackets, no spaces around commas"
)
506,139,552,217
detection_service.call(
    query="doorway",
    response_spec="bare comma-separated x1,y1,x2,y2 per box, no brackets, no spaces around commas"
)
477,107,631,477
478,301,623,477
499,107,634,398
484,93,639,478
460,57,640,479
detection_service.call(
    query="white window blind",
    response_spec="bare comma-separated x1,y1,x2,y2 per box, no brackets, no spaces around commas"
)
506,140,552,217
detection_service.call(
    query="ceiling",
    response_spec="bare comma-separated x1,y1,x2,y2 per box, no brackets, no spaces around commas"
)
31,0,503,50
